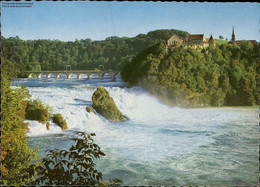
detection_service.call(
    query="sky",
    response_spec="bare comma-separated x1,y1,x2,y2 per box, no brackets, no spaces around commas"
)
1,1,259,41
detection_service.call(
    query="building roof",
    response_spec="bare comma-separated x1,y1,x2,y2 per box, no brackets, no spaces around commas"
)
228,40,257,46
235,41,242,45
189,34,204,39
182,37,189,42
168,34,179,40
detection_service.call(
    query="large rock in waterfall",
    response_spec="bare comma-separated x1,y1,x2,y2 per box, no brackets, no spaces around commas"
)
52,113,68,130
92,86,124,121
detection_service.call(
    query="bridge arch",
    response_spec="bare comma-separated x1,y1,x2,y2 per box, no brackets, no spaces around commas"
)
89,73,100,80
78,74,89,79
103,73,112,79
68,73,78,79
47,73,57,78
57,73,68,79
110,72,120,81
28,73,37,78
40,73,47,78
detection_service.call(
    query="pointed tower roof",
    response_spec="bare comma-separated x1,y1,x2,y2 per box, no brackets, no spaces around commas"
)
209,34,215,42
232,26,235,37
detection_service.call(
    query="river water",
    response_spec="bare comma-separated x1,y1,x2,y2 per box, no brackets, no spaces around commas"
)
12,76,258,186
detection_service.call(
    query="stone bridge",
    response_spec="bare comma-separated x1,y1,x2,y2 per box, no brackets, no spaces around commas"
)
23,70,120,81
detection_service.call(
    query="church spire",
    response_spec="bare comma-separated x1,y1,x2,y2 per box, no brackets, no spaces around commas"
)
232,25,236,45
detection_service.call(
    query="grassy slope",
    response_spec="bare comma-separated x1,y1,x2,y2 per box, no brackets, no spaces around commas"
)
206,38,229,45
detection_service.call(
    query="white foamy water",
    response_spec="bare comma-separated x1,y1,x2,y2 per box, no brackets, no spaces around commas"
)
25,119,63,136
12,77,259,185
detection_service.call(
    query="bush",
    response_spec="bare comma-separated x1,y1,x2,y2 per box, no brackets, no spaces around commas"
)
52,113,68,130
25,99,52,124
92,86,124,121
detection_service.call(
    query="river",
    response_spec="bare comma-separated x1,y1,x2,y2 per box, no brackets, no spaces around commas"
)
11,76,258,186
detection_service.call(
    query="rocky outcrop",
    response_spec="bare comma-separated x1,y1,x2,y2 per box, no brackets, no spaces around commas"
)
92,86,124,121
52,113,68,130
86,106,95,114
25,99,52,124
46,122,50,130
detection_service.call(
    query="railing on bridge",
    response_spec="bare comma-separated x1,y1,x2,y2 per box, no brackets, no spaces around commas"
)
23,70,120,81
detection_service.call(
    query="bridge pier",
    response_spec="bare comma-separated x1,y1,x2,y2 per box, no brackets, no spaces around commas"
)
65,73,70,79
98,72,105,80
87,73,92,80
28,73,34,78
76,73,81,79
110,72,119,81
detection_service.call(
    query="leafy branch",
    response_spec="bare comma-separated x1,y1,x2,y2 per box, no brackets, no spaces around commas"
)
29,132,121,186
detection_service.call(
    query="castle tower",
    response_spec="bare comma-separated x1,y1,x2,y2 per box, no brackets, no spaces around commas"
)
232,26,235,45
208,34,216,47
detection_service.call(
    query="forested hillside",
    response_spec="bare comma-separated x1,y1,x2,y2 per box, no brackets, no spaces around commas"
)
121,41,259,107
2,29,189,75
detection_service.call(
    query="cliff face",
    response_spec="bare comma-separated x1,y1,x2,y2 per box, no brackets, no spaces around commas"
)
92,86,124,121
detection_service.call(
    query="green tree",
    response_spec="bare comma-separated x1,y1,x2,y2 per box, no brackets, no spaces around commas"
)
1,77,39,185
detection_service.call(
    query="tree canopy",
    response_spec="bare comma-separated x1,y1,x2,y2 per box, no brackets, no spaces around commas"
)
2,29,189,75
121,41,259,107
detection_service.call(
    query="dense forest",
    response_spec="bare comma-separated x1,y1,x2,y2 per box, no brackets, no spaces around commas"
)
121,41,259,107
2,29,189,75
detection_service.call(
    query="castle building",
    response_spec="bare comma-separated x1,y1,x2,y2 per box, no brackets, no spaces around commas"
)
167,34,183,47
165,26,257,50
228,26,257,46
166,33,212,49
